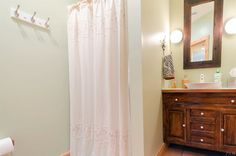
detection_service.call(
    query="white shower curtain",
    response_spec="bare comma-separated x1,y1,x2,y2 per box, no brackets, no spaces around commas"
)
67,0,129,156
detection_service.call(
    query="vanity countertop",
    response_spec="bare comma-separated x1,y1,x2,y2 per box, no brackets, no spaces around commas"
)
162,88,236,93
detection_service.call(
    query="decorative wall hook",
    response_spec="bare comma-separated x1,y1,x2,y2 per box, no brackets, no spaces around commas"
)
10,5,50,30
15,5,20,17
45,17,50,28
31,11,36,23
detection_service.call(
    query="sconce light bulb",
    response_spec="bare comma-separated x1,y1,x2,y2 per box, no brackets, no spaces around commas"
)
225,18,236,35
170,29,183,44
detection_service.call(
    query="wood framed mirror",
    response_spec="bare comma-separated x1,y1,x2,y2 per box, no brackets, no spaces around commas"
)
184,0,223,69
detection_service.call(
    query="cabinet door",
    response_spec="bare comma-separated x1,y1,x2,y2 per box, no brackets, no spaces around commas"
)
167,109,186,144
220,112,236,152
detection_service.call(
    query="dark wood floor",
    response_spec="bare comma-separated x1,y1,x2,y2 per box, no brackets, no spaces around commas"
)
163,145,230,156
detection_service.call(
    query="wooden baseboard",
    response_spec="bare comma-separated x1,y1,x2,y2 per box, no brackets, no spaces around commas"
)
156,143,168,156
60,151,70,156
61,144,167,156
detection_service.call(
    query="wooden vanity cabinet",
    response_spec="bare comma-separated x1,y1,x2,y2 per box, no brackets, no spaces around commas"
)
220,110,236,152
167,108,186,144
162,89,236,153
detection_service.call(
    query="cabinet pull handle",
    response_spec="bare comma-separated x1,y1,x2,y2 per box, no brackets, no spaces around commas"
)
231,100,235,103
221,128,225,132
200,139,204,142
200,126,204,129
175,98,178,102
182,124,186,128
200,112,204,116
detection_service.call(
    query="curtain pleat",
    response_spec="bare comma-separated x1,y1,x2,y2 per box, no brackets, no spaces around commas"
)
68,0,129,156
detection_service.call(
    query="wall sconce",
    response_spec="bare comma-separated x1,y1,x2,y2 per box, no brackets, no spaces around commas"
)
170,29,183,44
225,18,236,35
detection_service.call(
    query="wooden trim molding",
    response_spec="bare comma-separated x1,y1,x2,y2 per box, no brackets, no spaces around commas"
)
191,36,209,61
162,89,236,93
60,151,70,156
156,143,168,156
183,0,224,69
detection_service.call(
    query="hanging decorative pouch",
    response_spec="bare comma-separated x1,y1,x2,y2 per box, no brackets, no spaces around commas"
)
163,54,175,80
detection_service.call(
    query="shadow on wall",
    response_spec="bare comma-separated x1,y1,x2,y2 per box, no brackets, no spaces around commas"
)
12,18,59,46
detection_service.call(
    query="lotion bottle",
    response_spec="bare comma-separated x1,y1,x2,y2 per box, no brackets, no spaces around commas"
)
182,75,189,88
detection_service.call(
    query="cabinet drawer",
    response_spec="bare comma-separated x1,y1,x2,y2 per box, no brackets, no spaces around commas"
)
190,117,216,124
190,110,216,118
190,130,215,138
163,93,236,106
191,136,215,145
191,123,215,132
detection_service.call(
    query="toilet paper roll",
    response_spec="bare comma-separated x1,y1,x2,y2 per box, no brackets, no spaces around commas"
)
0,138,14,156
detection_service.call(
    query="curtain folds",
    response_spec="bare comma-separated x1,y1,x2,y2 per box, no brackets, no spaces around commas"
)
67,0,129,156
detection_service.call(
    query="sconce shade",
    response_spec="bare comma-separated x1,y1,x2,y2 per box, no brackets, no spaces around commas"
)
225,18,236,34
170,29,183,44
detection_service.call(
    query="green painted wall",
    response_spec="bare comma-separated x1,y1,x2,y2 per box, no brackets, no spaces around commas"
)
141,0,169,155
127,0,145,156
0,0,76,155
170,0,236,87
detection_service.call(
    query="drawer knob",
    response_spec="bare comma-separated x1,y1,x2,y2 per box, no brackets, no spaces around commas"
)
200,126,204,129
200,112,204,116
182,124,186,128
175,98,178,102
231,100,235,103
200,139,204,142
221,128,225,132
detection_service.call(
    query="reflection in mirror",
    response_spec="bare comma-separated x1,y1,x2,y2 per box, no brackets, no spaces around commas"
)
191,1,214,62
184,0,223,69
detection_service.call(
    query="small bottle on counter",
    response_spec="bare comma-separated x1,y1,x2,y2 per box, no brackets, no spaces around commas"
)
182,75,189,89
171,79,177,88
214,69,222,83
200,74,205,83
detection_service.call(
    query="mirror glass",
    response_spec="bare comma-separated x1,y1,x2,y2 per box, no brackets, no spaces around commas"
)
190,1,214,62
184,0,223,69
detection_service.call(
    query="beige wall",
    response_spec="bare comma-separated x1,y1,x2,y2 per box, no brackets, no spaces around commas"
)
0,0,75,155
5,1,233,156
141,0,169,155
170,0,236,87
0,0,145,156
127,0,144,156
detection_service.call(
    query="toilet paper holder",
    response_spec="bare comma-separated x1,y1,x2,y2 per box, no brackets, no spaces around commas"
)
0,138,14,146
0,137,15,155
